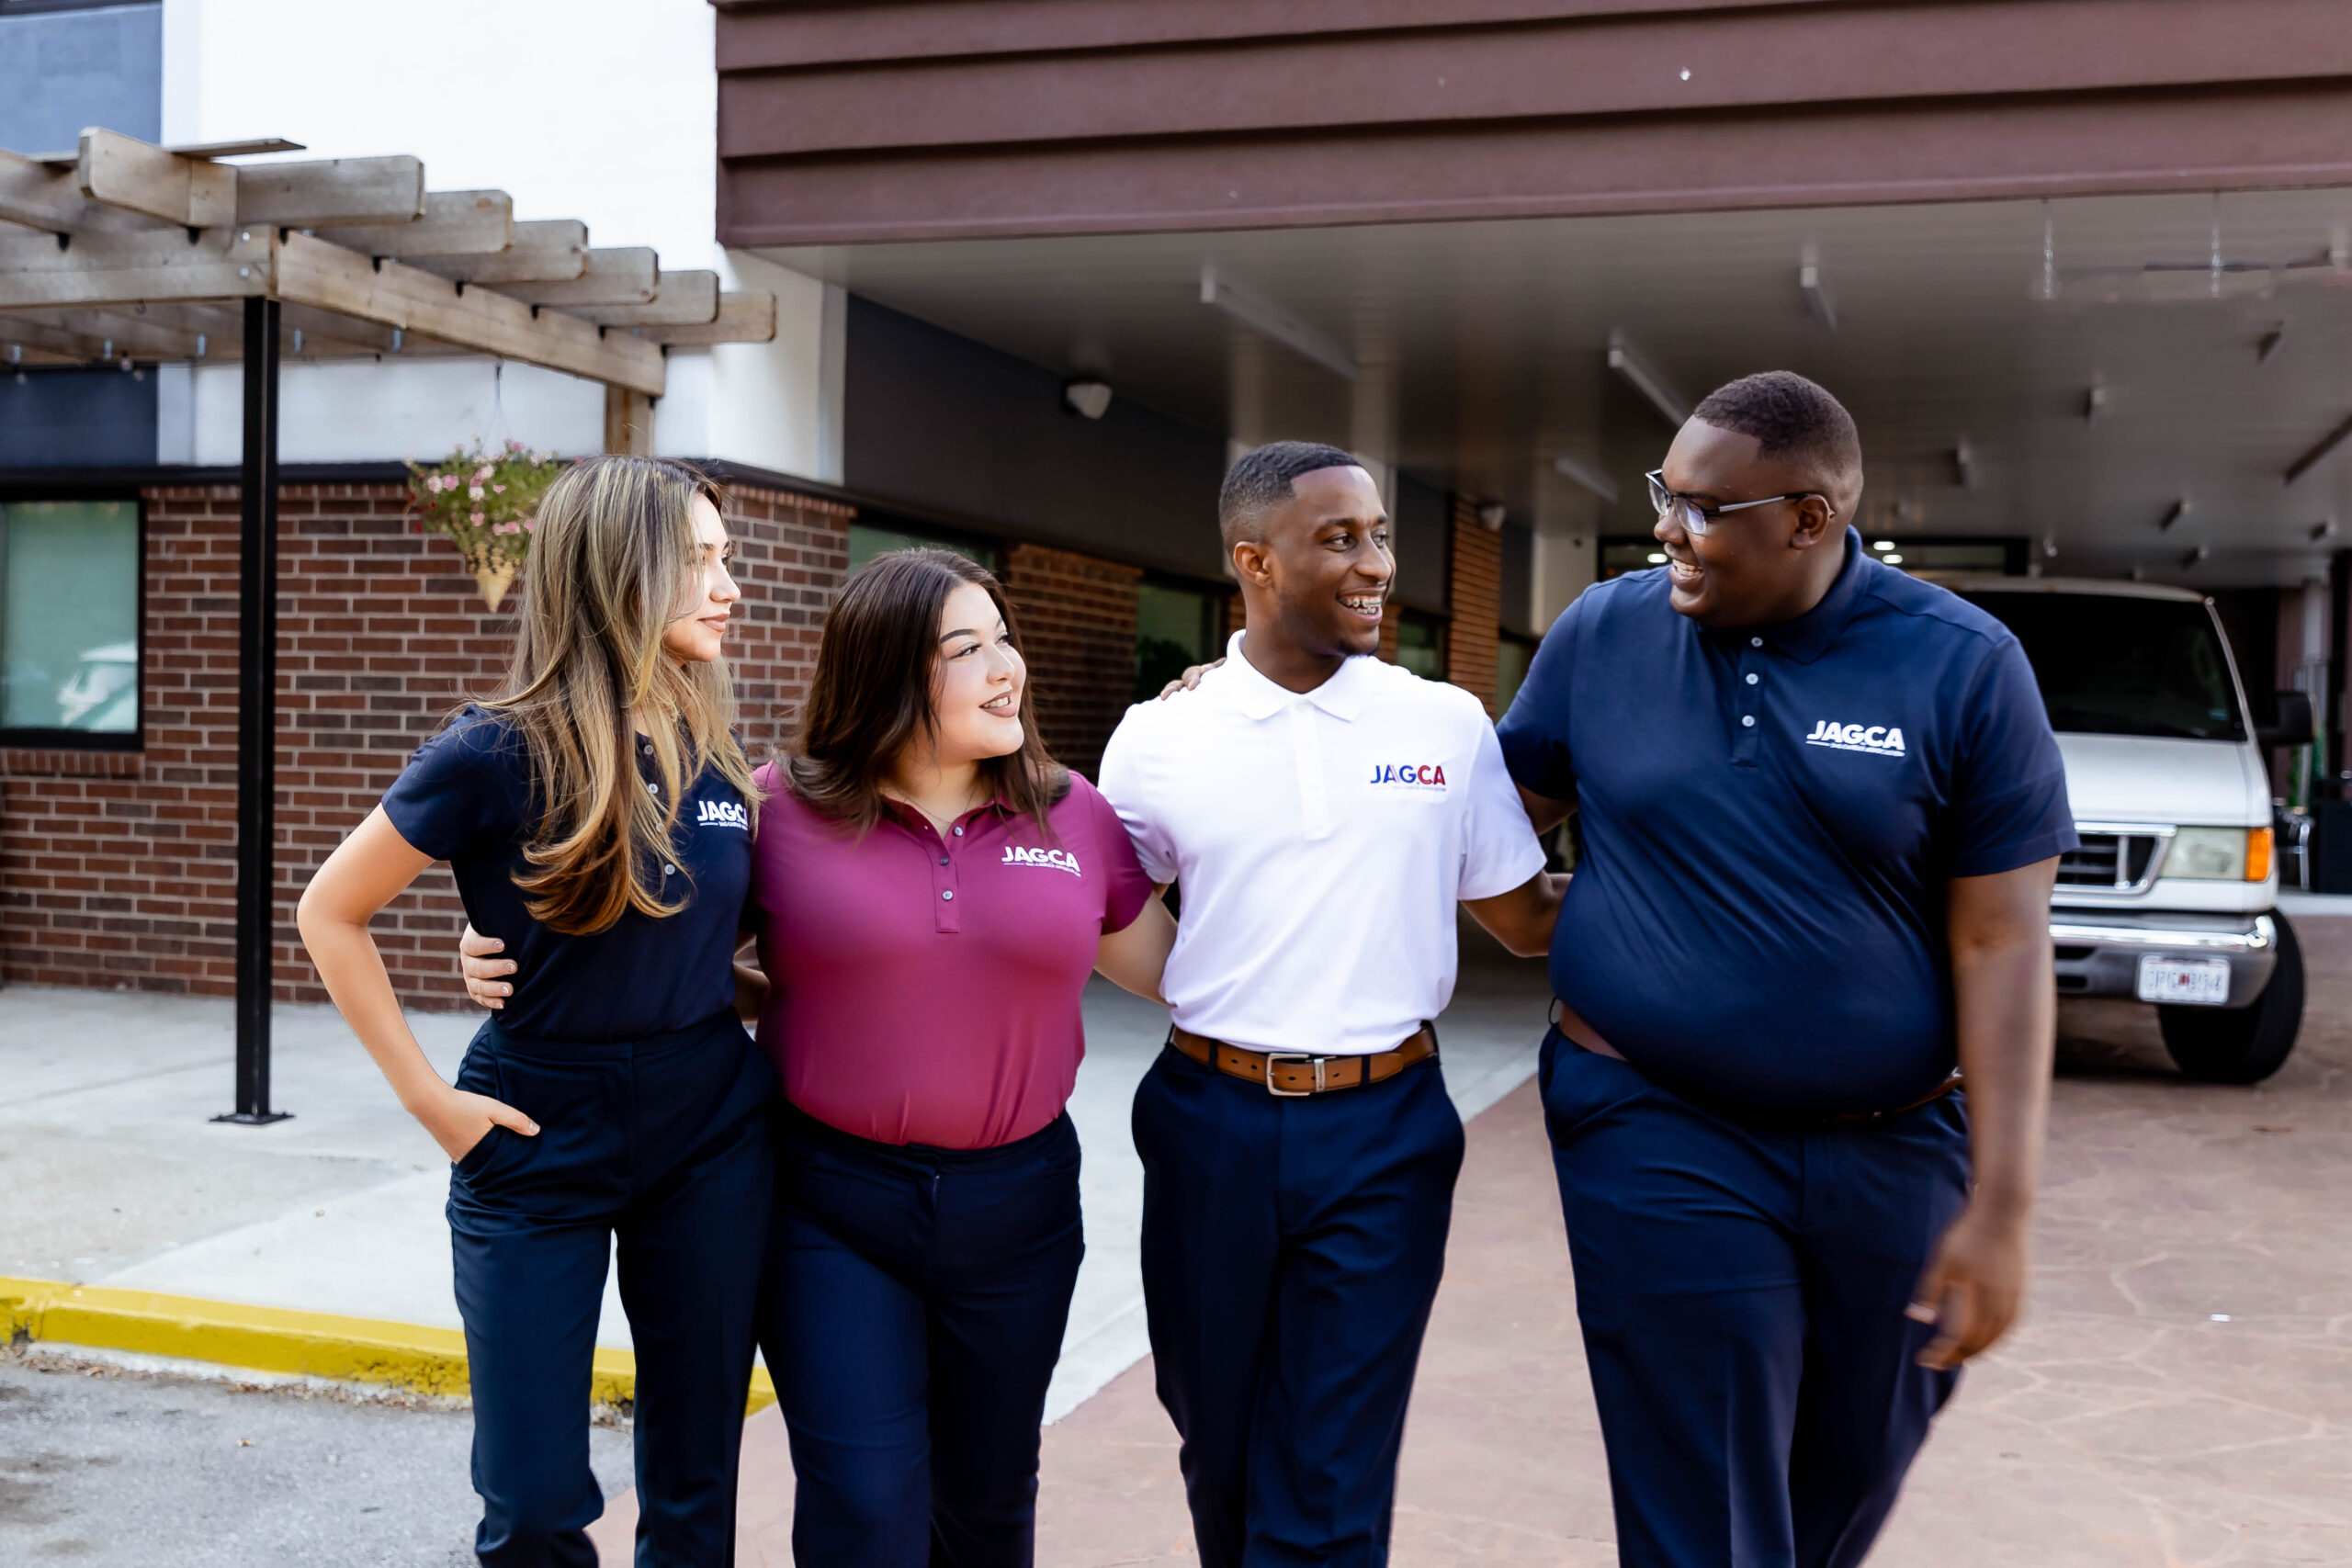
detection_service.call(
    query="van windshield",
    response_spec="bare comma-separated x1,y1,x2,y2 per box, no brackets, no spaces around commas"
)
1956,592,2246,741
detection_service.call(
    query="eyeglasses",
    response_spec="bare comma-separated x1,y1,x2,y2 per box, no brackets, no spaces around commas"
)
1645,470,1834,536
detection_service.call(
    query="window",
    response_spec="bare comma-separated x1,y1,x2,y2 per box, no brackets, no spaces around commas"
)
1495,632,1537,713
1,498,141,745
1136,580,1223,702
847,520,998,577
1394,610,1446,681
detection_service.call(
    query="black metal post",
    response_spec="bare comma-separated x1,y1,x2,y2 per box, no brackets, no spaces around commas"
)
217,296,290,1125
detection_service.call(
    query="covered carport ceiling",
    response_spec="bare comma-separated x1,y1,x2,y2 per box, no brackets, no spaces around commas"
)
763,185,2352,588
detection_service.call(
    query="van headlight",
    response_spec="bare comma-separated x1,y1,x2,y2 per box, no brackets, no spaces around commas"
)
2166,827,2272,882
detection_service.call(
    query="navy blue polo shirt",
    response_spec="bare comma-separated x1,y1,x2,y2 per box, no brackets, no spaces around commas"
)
380,705,752,1044
1498,530,2076,1115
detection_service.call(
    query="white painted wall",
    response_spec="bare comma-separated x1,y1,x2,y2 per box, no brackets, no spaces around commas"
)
158,360,603,468
155,0,834,477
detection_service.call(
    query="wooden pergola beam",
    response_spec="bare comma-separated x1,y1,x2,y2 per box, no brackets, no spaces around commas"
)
636,291,779,345
78,130,240,228
23,305,211,361
235,155,425,228
272,231,664,394
411,219,588,284
0,146,144,234
310,190,514,258
74,131,425,231
0,227,271,309
569,269,720,327
503,247,659,307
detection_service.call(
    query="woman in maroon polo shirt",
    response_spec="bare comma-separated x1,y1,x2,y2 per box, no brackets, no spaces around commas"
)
763,548,1173,1565
462,547,1174,1562
742,548,1174,1565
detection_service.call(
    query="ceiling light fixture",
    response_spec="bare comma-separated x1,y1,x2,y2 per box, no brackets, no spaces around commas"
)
1608,331,1689,427
1883,553,1905,565
1951,441,1977,491
2083,379,2106,423
1476,502,1509,531
1199,265,1355,380
2159,496,2190,531
1872,539,1896,551
1552,454,1620,503
1062,379,1113,420
2181,543,2210,570
1799,244,1838,333
2042,535,2059,558
2285,409,2352,485
2312,519,2338,543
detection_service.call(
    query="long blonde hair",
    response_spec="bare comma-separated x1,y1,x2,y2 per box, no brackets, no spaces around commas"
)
484,455,759,934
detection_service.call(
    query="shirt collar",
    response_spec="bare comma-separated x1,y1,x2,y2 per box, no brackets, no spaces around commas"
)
1744,527,1870,666
1218,629,1376,722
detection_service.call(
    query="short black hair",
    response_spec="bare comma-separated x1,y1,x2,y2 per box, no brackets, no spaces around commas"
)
1690,371,1861,479
1218,440,1364,550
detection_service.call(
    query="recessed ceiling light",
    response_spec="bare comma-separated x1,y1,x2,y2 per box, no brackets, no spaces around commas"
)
1872,539,1896,551
1883,554,1905,565
1646,552,1668,564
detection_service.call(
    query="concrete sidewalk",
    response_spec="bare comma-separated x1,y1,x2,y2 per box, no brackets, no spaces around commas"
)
0,921,1554,1423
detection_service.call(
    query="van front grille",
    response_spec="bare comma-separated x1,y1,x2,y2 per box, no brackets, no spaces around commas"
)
2057,831,2163,892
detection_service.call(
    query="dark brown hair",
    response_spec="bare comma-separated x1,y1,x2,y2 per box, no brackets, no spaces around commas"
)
786,547,1067,836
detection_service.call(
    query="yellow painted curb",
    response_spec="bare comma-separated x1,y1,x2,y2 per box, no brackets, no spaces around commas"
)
2,1276,776,1414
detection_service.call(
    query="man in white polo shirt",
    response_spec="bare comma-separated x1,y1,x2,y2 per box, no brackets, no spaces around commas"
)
1098,441,1560,1568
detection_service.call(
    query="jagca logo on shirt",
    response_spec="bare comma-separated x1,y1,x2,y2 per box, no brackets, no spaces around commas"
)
1803,719,1907,757
1001,845,1081,876
1368,762,1447,789
695,798,750,830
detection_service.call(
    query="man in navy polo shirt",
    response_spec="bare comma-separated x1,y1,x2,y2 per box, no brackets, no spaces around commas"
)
1498,371,2074,1568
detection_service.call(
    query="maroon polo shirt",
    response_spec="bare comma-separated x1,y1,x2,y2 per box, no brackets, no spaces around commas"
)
749,764,1153,1149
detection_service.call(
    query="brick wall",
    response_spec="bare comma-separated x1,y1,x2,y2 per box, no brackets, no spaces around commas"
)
1001,541,1142,782
0,480,852,1010
1447,495,1504,714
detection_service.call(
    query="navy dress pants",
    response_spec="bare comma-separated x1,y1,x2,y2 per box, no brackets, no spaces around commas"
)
760,1104,1085,1568
447,1011,778,1568
1132,1041,1465,1568
1537,1029,1971,1568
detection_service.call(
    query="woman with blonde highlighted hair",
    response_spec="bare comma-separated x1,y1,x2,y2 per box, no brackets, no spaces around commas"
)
299,455,777,1566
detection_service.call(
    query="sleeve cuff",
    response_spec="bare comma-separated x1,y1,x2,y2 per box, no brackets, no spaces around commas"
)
1459,838,1551,903
1950,825,2080,879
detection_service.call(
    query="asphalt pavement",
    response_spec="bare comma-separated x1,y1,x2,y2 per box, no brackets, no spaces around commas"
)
0,1346,632,1567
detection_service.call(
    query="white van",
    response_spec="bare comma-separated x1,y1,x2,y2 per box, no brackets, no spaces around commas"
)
1943,577,2306,1084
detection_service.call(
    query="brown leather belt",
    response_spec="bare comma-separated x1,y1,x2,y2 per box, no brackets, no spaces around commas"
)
1553,998,1962,1125
1170,1024,1437,1097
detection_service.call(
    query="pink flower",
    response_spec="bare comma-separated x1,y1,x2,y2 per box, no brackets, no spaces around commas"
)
491,483,506,494
469,485,485,501
471,510,487,525
521,518,536,532
475,464,494,483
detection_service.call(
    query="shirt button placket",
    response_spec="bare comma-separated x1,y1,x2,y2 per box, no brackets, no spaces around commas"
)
932,821,963,933
1289,702,1333,840
1734,642,1764,766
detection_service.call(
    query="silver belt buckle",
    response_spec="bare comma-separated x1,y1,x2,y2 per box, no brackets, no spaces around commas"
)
1261,1052,1321,1097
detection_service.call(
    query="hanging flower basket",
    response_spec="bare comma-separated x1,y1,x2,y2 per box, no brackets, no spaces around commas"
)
406,441,566,611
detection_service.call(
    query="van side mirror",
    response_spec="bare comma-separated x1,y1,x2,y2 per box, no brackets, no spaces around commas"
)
2259,690,2314,750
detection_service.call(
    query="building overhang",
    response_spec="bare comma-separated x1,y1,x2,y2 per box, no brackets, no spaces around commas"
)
715,0,2352,246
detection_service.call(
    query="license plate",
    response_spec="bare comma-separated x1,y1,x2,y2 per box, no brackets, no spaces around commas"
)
2137,955,2232,1006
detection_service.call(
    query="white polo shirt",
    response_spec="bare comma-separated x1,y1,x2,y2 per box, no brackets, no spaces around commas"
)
1097,632,1546,1057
